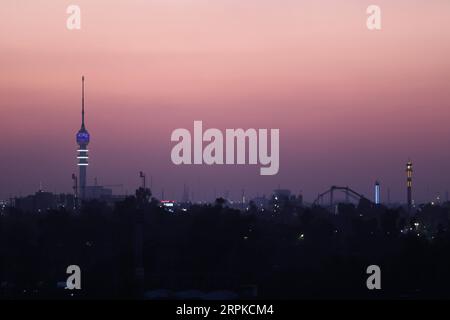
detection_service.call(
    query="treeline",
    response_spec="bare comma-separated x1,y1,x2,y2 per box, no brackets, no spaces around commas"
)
1,194,450,299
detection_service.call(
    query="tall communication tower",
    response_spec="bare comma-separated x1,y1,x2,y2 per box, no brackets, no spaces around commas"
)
406,161,413,212
75,76,90,199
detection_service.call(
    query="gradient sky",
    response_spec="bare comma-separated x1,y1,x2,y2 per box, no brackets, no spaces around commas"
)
1,0,450,203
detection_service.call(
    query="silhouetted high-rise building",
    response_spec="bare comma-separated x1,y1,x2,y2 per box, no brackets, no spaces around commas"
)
182,183,190,203
406,161,413,212
76,76,90,199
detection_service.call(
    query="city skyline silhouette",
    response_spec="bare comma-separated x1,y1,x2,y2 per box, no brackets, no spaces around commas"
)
2,0,450,303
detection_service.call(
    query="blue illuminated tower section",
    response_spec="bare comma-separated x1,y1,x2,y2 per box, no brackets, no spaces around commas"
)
374,181,380,205
76,76,90,199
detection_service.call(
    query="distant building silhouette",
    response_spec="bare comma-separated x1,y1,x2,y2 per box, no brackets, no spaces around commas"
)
14,190,76,212
85,185,113,199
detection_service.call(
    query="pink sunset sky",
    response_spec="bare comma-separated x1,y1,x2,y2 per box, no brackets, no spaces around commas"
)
1,0,450,203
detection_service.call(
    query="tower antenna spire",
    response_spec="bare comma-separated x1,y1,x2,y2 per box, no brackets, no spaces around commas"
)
76,75,90,200
81,75,85,128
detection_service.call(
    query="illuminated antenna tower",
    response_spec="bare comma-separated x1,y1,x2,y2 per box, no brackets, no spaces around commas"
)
406,161,413,212
76,76,90,199
374,181,381,205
